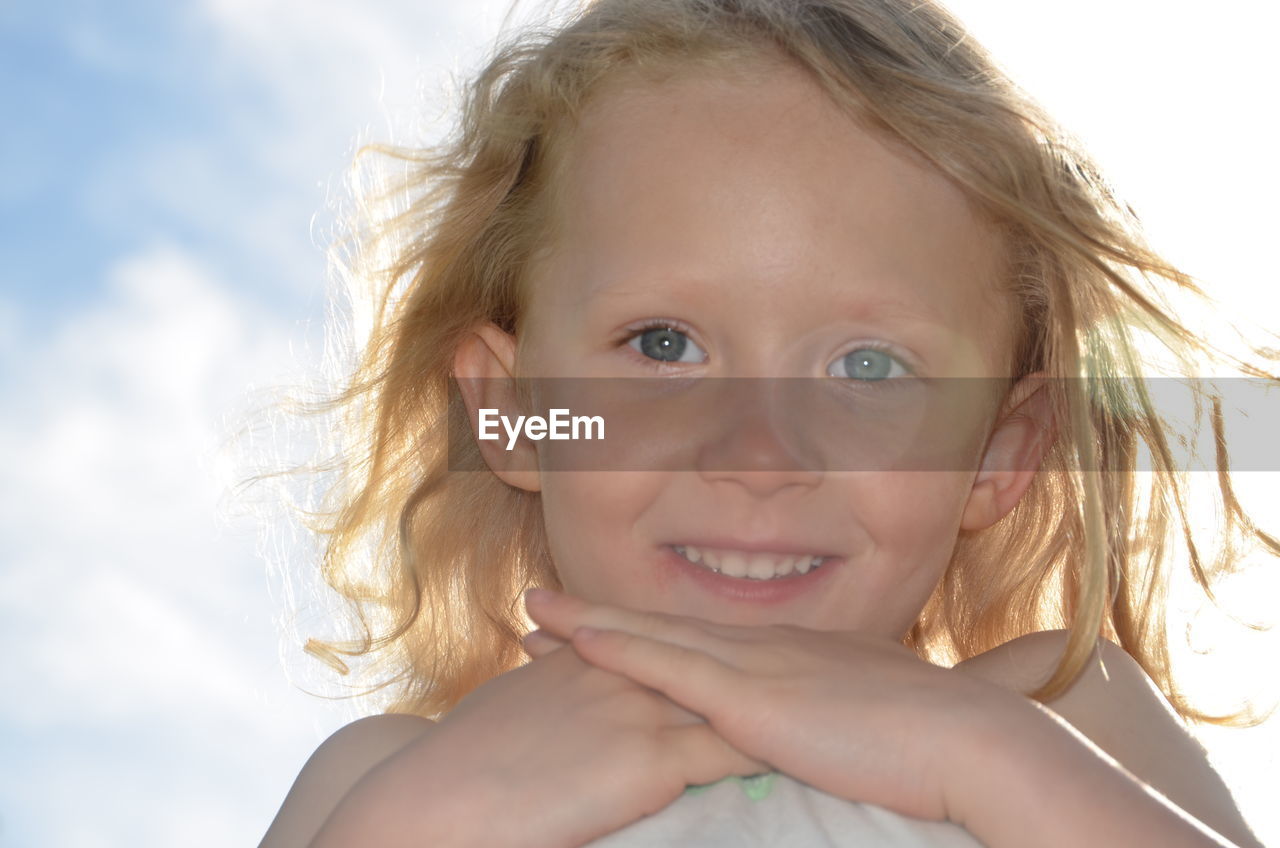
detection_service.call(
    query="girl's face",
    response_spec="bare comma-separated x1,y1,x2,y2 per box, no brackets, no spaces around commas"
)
464,60,1050,639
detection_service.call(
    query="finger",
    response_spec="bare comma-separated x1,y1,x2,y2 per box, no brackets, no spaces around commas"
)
662,724,771,786
524,588,618,640
525,589,735,662
570,627,743,718
521,628,567,659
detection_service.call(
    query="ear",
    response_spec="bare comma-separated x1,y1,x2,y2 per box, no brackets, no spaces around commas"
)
451,322,542,493
960,371,1056,531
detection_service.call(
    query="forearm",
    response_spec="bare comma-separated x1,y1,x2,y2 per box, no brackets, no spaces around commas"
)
951,698,1244,848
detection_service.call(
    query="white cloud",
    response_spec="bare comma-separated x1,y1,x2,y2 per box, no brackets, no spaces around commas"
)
196,0,499,145
1,247,281,545
193,0,565,164
0,245,352,845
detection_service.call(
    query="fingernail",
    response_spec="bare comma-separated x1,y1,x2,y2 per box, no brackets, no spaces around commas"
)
524,588,551,605
574,626,601,640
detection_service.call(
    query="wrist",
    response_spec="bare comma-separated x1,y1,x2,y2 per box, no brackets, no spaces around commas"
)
936,681,1040,827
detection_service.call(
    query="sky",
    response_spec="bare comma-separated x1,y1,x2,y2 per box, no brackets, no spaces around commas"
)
0,1,1277,846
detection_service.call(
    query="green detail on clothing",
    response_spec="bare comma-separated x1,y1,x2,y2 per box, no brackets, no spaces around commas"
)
683,771,778,802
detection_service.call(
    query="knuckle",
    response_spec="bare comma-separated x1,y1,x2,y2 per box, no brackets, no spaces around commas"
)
651,614,697,643
631,612,669,641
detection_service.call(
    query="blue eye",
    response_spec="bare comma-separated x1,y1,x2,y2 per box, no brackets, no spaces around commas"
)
828,347,910,381
627,325,707,364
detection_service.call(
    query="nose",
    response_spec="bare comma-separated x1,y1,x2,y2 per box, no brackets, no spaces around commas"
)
695,379,824,496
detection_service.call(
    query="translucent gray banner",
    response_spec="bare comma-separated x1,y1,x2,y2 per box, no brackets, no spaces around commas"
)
447,377,1280,472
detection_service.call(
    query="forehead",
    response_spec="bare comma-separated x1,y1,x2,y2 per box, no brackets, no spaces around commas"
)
532,58,1013,373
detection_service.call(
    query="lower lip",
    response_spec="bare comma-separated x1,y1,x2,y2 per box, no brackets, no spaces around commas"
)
659,545,840,604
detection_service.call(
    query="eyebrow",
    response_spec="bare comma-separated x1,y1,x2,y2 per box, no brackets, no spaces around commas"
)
585,272,937,309
577,271,957,338
834,292,949,328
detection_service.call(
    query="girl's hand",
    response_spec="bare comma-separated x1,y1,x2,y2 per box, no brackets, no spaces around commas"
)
524,588,1010,825
384,631,768,848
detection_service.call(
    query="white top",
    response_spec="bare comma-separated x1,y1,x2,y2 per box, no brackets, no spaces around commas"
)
587,772,986,847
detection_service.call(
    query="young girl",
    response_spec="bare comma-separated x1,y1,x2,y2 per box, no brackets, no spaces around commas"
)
257,1,1278,846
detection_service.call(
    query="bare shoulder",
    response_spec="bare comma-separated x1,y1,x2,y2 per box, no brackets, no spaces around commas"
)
258,713,437,848
955,631,1264,848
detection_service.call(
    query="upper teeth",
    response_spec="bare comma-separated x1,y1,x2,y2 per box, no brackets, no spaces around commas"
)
673,545,824,580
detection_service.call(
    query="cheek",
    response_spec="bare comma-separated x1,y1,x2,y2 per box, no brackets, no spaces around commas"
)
538,472,665,598
839,473,972,636
860,471,972,577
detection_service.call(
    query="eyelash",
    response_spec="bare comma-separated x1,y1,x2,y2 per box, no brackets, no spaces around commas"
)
618,320,915,381
625,318,698,338
829,341,915,382
619,319,702,369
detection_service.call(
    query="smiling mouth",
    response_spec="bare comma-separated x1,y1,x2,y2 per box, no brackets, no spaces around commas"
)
671,544,827,580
